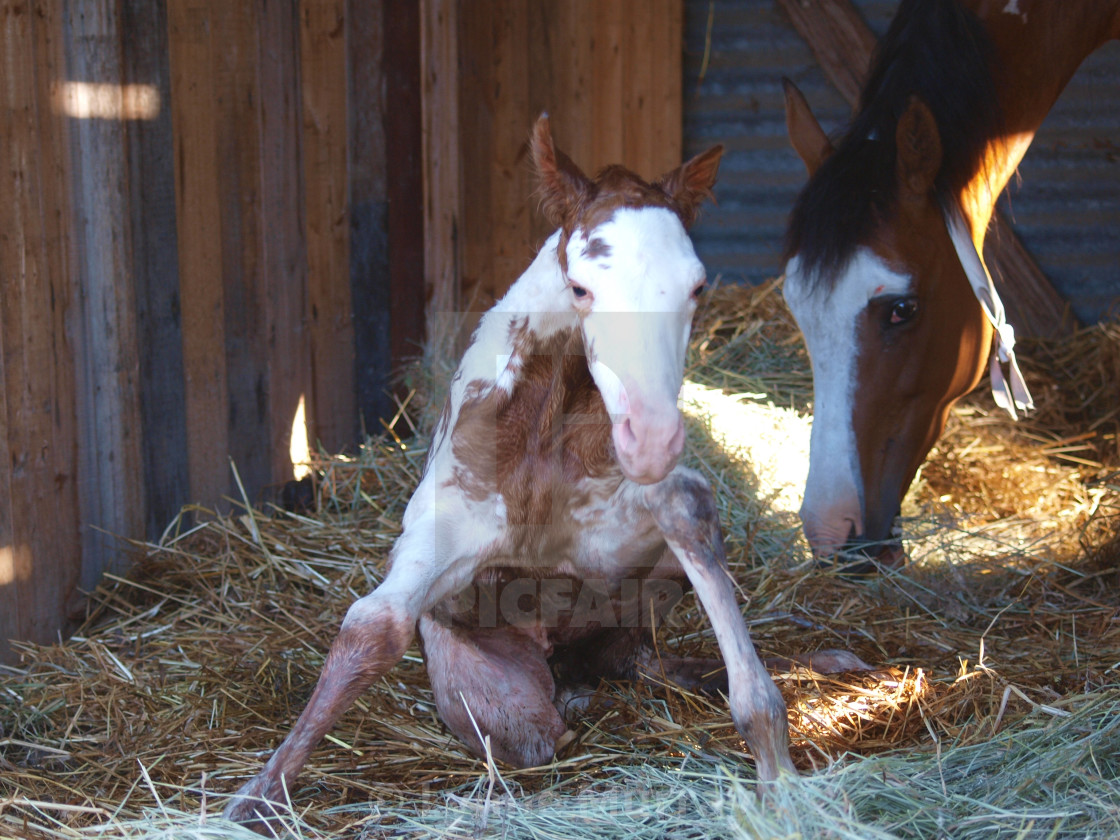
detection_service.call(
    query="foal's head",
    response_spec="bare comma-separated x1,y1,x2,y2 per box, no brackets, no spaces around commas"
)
529,116,722,485
779,1,1002,562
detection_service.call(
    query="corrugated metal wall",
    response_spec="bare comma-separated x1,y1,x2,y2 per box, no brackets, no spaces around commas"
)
683,0,1120,326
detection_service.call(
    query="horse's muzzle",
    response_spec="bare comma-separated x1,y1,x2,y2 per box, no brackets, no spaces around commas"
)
827,531,907,577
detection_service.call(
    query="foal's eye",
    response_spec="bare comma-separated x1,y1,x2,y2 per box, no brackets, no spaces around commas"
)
889,297,919,325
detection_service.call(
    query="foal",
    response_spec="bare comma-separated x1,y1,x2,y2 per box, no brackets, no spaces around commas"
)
223,116,795,824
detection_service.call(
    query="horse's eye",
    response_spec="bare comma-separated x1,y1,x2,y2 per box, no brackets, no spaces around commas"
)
571,284,589,299
889,297,918,325
691,280,707,299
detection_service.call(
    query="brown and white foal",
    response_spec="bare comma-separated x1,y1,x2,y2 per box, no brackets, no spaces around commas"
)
223,116,795,824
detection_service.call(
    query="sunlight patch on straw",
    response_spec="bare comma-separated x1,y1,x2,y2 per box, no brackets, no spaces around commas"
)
680,380,810,514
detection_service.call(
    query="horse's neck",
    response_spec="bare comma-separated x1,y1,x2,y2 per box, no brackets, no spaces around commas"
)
962,0,1120,240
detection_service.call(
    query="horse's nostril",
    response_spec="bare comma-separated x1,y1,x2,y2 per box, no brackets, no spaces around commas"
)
617,417,638,454
668,416,685,457
829,535,907,577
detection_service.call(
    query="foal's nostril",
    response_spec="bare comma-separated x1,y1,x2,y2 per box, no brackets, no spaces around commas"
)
667,415,685,458
617,417,638,455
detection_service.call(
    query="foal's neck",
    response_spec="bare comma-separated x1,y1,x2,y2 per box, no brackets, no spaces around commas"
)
459,232,578,385
961,0,1120,241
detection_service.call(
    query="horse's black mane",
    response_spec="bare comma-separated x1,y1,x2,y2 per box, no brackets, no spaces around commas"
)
784,0,1002,287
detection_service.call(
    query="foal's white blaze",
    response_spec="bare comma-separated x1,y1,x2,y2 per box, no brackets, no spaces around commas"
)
783,248,912,555
568,206,704,485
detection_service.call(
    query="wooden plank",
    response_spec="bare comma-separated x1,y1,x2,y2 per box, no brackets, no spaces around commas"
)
212,3,272,503
348,0,392,431
776,0,876,108
620,0,682,178
777,0,1072,339
260,2,311,480
420,0,462,331
1,0,36,661
0,0,82,662
621,0,651,175
62,0,147,587
455,0,494,308
382,0,427,409
649,0,683,174
121,0,191,541
488,0,532,302
301,0,355,454
168,2,231,510
592,1,625,171
547,0,595,170
526,0,557,248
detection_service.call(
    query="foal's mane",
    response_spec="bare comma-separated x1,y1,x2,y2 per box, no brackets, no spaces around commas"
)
784,0,1002,287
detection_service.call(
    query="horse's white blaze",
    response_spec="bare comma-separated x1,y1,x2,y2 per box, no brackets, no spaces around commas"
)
783,248,912,555
567,207,703,484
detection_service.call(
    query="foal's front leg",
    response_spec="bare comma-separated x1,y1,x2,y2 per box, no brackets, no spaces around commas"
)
643,469,796,781
222,510,476,825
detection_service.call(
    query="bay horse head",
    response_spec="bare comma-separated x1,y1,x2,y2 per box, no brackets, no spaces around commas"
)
780,1,1021,565
529,115,723,485
781,0,1120,566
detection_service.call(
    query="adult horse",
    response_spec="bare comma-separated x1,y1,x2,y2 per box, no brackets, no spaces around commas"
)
781,0,1120,565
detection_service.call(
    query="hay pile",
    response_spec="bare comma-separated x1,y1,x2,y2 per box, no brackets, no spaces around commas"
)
2,280,1119,839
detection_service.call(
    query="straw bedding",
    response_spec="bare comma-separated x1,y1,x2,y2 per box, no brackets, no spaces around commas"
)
2,280,1119,839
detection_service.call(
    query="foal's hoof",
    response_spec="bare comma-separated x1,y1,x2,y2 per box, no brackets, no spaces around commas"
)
222,778,288,832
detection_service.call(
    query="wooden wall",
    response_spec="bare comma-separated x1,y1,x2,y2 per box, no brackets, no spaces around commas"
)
0,0,423,664
0,0,683,664
424,0,685,314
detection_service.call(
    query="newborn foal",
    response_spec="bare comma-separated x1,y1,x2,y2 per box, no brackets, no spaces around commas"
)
223,116,795,824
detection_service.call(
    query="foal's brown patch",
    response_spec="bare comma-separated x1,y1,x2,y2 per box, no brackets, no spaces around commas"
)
582,237,611,260
450,327,616,528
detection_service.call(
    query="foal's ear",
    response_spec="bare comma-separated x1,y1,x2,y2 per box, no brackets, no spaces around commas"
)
658,144,723,228
783,78,833,176
530,114,591,228
895,95,942,201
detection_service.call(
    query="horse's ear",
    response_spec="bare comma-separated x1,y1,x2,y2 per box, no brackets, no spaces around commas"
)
658,144,723,228
530,114,591,228
895,96,942,201
783,78,833,176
